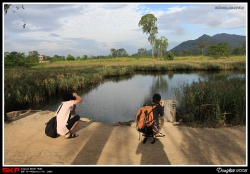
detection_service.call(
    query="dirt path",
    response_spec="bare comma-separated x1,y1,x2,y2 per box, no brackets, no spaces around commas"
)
3,110,247,166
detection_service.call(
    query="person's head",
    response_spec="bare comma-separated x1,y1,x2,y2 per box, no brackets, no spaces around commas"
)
62,93,75,101
152,93,161,104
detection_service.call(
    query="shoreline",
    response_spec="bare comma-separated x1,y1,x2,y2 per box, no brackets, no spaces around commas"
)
5,109,245,129
5,109,135,126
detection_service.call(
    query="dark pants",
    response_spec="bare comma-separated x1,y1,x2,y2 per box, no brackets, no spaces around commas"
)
66,115,80,130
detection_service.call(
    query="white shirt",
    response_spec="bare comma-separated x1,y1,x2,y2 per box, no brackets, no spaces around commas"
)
56,100,74,135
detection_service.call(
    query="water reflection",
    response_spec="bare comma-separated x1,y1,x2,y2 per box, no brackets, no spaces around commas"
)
40,71,245,124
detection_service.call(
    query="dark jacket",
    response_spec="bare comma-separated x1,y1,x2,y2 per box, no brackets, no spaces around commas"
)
146,102,164,129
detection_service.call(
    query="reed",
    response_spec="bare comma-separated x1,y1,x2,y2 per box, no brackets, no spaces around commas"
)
173,75,246,127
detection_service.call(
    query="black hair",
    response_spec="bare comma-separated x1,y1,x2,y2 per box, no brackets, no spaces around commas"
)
152,93,161,104
62,93,75,101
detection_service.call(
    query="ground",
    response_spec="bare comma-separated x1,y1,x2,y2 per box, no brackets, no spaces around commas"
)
4,110,247,166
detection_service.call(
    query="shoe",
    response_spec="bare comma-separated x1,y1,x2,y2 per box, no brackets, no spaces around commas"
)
155,133,165,138
65,133,78,139
160,132,165,136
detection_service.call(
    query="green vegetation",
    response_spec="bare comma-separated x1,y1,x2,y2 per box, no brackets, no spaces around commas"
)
4,56,246,127
209,42,233,59
195,41,208,56
138,13,158,58
166,51,174,60
171,34,246,57
173,75,246,127
138,13,169,59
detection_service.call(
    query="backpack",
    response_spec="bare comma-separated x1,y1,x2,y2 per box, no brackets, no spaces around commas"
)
136,105,158,143
45,116,58,138
45,103,63,138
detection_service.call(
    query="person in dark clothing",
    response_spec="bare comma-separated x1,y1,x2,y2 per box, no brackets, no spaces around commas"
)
142,93,165,138
151,93,165,137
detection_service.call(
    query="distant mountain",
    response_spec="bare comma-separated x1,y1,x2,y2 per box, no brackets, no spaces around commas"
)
134,33,246,56
170,33,246,52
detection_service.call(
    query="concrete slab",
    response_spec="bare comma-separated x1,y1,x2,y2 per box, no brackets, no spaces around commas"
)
3,110,246,166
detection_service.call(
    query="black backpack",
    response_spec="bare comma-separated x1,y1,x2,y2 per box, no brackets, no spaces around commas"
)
45,103,63,138
45,116,58,138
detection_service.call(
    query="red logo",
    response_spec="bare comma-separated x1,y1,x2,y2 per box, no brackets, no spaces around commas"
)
2,168,20,173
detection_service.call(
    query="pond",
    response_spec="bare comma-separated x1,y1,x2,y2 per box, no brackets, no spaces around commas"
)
37,70,245,124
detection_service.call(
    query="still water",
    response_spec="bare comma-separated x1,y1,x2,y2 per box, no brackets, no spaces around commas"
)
39,71,245,124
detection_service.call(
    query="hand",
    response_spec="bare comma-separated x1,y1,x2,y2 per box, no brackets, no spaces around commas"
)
72,93,77,97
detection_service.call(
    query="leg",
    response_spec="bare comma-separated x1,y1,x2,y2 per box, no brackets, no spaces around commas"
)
69,120,79,132
142,135,148,144
65,115,80,138
151,135,156,144
159,116,164,131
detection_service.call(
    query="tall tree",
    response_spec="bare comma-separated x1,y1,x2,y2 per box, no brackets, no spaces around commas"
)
195,41,208,56
117,48,128,57
155,36,168,58
138,48,147,58
155,38,161,58
110,48,117,58
28,50,40,58
138,14,158,58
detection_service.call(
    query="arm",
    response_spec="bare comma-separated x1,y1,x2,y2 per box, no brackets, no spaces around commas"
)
70,93,83,115
71,104,77,115
159,101,164,117
72,93,83,105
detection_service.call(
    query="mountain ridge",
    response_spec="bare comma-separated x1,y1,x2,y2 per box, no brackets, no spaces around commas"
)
169,33,246,52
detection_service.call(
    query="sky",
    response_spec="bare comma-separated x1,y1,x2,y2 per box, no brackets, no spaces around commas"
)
3,2,247,57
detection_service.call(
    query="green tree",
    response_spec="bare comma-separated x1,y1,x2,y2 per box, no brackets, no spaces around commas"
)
208,42,232,59
117,48,128,57
166,51,174,60
66,54,75,61
28,50,40,58
110,48,117,58
138,48,147,58
21,56,39,67
233,41,246,56
242,41,246,55
155,38,161,58
155,36,168,58
4,4,26,28
180,49,190,57
195,41,208,56
4,51,26,66
138,14,158,58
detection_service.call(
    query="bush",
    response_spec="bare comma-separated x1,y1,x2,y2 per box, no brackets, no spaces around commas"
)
166,51,174,60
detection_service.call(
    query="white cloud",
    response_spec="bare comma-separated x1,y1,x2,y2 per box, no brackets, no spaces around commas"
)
3,3,246,57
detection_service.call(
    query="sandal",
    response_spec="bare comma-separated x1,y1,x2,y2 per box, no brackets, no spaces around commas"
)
155,133,165,138
65,133,78,139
